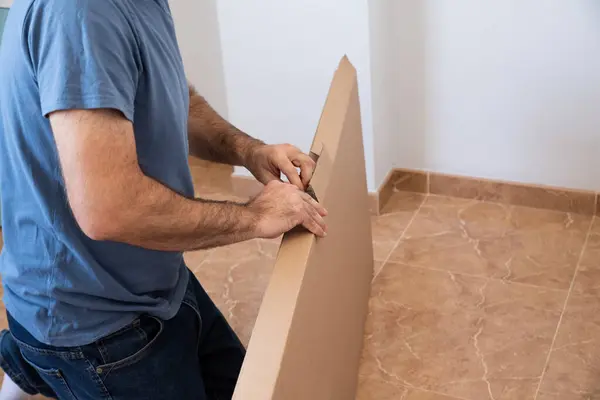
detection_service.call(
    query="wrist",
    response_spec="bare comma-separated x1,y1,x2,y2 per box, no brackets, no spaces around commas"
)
234,201,262,240
239,137,266,168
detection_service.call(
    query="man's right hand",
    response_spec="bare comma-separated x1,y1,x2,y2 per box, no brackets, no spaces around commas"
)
247,181,328,239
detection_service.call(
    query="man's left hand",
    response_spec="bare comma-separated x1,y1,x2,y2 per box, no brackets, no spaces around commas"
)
245,144,316,190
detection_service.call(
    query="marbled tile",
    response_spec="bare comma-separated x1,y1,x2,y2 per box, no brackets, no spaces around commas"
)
357,371,464,400
369,193,380,216
571,220,600,297
381,192,426,215
183,249,214,273
506,184,596,216
591,217,600,235
538,295,600,399
429,174,505,203
378,184,395,216
357,262,566,400
391,170,429,193
202,239,265,263
536,392,600,400
371,193,425,261
429,173,596,215
378,172,428,214
388,196,591,289
193,239,278,346
372,262,384,281
377,171,396,212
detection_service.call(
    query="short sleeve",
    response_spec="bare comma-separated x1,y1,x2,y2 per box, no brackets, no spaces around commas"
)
24,0,140,121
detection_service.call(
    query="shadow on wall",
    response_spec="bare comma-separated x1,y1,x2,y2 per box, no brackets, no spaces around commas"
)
369,1,427,187
170,0,229,117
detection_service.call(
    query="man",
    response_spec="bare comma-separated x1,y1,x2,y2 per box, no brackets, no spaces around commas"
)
0,0,327,399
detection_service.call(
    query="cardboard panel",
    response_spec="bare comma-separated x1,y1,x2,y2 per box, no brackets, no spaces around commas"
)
233,57,373,400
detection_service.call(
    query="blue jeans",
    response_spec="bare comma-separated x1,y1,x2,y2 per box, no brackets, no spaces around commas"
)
0,269,245,399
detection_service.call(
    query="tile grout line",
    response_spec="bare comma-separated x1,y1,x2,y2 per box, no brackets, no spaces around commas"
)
372,194,428,282
532,217,595,400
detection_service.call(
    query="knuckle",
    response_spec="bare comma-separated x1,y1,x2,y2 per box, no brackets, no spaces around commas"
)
292,202,304,214
285,184,298,193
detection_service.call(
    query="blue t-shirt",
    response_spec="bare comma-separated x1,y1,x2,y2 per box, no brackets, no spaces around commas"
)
0,0,192,346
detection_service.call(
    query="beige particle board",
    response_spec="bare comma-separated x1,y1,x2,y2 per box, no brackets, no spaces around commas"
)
233,57,374,400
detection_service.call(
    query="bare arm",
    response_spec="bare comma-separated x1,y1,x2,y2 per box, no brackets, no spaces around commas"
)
50,108,259,251
187,85,318,190
187,85,263,166
50,108,327,250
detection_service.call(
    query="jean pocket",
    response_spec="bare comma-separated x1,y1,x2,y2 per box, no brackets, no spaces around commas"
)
94,315,164,378
19,351,77,400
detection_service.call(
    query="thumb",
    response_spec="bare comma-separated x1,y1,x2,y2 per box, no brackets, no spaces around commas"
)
258,171,282,185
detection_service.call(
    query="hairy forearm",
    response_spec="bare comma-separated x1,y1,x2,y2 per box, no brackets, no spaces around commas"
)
50,107,260,252
80,169,257,251
187,85,264,165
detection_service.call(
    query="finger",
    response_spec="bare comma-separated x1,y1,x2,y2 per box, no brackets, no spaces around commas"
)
278,157,304,190
301,214,326,237
304,202,327,235
291,154,316,188
257,170,282,186
300,192,328,216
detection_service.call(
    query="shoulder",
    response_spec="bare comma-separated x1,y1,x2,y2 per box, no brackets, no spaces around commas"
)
24,0,138,45
26,0,133,27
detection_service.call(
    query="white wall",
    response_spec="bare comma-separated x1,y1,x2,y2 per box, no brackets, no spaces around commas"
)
369,1,427,187
170,0,228,116
173,0,600,193
216,0,375,189
419,0,599,191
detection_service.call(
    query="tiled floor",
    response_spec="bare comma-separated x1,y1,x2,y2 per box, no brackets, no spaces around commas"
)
0,177,599,399
358,192,599,400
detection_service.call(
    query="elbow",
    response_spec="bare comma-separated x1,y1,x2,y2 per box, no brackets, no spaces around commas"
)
73,205,127,242
79,219,116,242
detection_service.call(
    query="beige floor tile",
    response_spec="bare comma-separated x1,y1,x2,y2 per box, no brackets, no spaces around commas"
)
358,262,566,400
591,217,600,235
193,240,276,346
389,196,591,290
371,193,425,261
536,392,600,400
572,219,600,297
538,294,600,398
381,192,426,215
357,374,466,400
